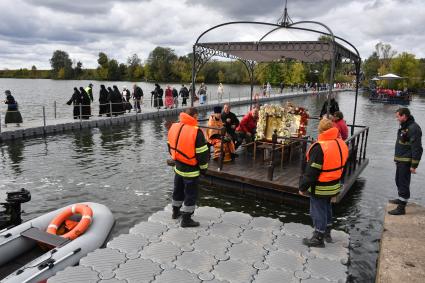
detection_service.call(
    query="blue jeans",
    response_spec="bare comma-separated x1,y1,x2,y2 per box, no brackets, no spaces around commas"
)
309,195,332,233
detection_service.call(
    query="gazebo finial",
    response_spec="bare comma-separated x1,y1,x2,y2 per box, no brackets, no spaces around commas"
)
277,0,292,27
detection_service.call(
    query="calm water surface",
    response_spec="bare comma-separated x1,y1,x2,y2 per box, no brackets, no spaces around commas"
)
1,79,425,282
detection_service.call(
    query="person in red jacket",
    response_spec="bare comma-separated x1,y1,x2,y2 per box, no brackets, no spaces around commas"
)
235,107,259,148
332,111,349,140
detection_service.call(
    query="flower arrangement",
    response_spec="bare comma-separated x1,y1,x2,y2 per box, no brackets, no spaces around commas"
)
256,102,309,141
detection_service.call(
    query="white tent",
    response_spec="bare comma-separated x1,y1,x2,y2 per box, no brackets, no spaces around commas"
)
371,77,380,81
378,73,404,80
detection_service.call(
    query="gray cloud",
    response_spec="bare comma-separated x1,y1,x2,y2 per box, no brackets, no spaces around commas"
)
0,0,424,69
24,0,145,15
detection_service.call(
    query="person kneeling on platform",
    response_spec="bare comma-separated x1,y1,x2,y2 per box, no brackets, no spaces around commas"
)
299,118,349,247
168,107,209,227
207,106,237,162
235,107,259,149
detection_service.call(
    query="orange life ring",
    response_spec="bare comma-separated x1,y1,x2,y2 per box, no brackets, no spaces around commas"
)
46,204,93,240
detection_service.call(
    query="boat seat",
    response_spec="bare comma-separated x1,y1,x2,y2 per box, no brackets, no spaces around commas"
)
21,227,69,248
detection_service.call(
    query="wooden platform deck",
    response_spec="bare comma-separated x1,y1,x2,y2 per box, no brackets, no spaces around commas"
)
201,139,369,204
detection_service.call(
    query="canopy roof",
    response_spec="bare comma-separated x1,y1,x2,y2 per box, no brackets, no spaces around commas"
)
378,73,405,80
196,40,360,63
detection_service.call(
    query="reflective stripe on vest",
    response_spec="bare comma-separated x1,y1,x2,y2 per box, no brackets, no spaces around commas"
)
307,138,349,195
168,122,198,166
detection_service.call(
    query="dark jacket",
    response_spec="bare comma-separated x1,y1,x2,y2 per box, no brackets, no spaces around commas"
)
299,143,323,193
394,115,423,168
172,88,178,98
5,94,18,110
133,86,143,100
99,86,108,103
221,111,239,136
320,99,339,117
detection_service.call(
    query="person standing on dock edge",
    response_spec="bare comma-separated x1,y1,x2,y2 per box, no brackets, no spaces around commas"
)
299,118,349,247
389,108,423,215
167,107,209,227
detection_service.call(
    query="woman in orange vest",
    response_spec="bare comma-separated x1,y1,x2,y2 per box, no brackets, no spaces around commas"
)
206,106,236,162
168,107,209,227
299,118,349,247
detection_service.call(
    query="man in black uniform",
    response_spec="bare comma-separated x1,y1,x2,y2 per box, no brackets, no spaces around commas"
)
389,107,423,215
221,103,239,143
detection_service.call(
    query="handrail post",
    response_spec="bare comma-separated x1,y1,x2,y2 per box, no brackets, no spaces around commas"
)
267,130,278,181
42,106,46,127
218,127,225,172
109,101,113,123
363,128,369,160
79,103,83,124
54,101,57,119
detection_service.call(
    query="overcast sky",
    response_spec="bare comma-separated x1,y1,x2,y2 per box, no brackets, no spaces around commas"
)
0,0,424,69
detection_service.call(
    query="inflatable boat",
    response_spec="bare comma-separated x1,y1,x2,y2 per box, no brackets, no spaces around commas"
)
0,202,114,283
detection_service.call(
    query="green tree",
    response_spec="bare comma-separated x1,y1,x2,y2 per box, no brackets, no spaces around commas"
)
391,52,421,89
49,50,73,79
107,59,120,81
146,47,178,81
362,52,380,80
127,54,141,81
30,65,37,78
97,52,109,80
289,61,306,85
74,61,83,78
97,52,109,68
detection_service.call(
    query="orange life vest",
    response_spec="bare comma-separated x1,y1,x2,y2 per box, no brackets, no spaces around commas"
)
206,114,224,143
168,113,199,166
307,127,349,183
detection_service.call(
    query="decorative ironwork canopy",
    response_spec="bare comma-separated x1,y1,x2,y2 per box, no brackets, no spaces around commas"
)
190,2,362,133
196,40,360,64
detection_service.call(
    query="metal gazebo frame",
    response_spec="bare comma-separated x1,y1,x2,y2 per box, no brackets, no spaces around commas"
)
190,6,362,135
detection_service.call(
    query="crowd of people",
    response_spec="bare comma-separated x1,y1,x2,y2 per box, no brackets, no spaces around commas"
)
372,87,409,99
64,83,191,119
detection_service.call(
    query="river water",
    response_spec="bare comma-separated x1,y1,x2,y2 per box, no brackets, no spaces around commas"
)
1,78,424,282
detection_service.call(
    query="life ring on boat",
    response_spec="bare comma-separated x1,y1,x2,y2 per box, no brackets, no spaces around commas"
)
46,204,93,240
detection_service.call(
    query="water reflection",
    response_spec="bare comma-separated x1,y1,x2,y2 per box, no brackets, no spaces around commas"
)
6,140,25,175
0,90,424,283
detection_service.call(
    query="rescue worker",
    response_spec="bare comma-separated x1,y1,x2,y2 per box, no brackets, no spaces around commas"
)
299,118,349,247
168,107,209,227
389,108,422,215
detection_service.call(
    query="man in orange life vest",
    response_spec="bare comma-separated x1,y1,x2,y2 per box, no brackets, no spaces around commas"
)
299,118,349,247
168,107,209,227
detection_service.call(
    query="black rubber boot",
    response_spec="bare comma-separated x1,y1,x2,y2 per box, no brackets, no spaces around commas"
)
388,204,406,215
171,206,182,219
324,226,333,243
181,212,200,228
302,231,325,248
388,199,405,205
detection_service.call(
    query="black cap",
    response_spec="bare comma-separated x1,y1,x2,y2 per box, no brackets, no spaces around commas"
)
4,90,11,95
213,106,222,113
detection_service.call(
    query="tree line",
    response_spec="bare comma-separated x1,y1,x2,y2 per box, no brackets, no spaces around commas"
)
1,43,424,90
362,42,425,90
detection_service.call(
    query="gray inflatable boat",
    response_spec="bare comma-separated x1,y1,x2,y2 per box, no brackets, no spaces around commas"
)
0,202,114,283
